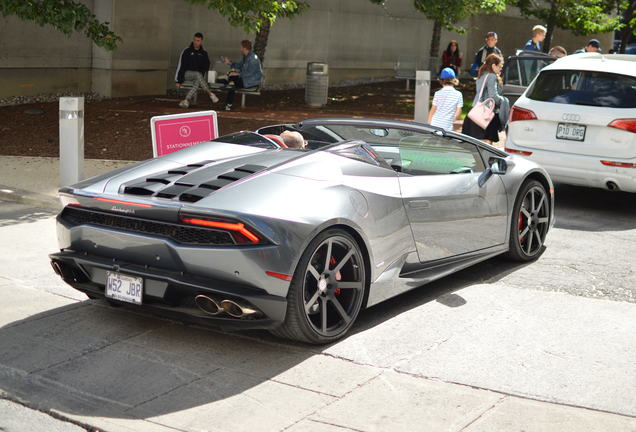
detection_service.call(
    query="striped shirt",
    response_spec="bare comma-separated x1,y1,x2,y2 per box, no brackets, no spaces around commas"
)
430,86,463,131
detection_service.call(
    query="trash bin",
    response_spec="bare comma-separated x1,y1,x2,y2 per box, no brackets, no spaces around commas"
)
305,62,329,107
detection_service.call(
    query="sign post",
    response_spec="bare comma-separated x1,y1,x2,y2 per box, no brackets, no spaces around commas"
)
150,111,218,157
414,70,431,124
59,97,84,186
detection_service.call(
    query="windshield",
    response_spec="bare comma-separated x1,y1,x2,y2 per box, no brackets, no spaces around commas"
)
527,70,636,108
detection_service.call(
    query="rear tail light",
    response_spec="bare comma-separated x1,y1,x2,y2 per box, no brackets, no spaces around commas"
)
600,160,636,168
608,119,636,134
505,147,533,156
180,216,262,244
509,106,538,123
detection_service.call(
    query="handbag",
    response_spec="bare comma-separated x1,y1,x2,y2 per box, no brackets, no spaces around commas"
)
467,74,495,129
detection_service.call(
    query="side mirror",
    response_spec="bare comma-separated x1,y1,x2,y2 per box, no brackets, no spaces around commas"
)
490,157,508,175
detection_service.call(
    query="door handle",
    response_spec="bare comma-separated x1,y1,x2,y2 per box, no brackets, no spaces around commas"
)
408,199,431,209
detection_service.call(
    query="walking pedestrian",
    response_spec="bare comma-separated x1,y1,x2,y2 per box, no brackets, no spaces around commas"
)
440,40,462,76
524,25,547,52
470,32,502,77
428,68,463,131
462,54,505,144
175,32,219,108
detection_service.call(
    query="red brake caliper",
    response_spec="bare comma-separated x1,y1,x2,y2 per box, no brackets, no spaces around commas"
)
518,212,525,243
329,256,341,295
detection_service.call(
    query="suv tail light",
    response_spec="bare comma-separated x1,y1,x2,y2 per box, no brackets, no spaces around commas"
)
600,160,636,168
608,119,636,134
505,148,533,156
509,106,538,123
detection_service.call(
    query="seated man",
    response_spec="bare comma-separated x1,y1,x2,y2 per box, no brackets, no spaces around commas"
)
175,32,219,108
280,130,306,149
220,40,263,111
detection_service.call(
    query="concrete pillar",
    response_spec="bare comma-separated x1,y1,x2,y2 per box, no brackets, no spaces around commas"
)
91,0,174,98
59,97,84,186
414,70,431,124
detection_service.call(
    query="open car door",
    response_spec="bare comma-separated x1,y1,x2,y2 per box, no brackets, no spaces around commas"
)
503,50,556,106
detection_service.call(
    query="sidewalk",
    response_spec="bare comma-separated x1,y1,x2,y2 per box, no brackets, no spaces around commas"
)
0,156,134,209
2,280,635,432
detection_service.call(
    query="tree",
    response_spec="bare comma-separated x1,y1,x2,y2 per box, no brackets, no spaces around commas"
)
614,0,636,53
183,0,308,63
515,0,621,52
370,0,507,71
0,0,121,50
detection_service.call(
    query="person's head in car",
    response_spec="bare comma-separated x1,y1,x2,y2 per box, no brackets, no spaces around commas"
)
281,131,306,149
548,46,567,58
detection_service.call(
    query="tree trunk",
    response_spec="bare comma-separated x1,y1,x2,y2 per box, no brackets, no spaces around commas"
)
543,22,554,53
618,1,635,53
429,19,442,72
543,2,558,53
253,18,271,65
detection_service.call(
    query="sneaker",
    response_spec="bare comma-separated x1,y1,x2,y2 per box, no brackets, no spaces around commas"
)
209,93,219,103
179,99,189,108
220,104,232,111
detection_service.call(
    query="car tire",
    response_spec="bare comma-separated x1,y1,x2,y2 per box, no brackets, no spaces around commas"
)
270,228,367,344
505,179,550,262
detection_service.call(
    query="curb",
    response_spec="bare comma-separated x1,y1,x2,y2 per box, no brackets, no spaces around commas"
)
0,184,60,211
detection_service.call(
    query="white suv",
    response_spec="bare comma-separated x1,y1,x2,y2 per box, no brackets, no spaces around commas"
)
505,53,636,192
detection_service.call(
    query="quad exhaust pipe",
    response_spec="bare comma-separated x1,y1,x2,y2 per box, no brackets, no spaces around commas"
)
195,295,261,319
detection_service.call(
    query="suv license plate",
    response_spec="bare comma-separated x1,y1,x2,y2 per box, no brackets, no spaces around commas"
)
556,123,586,141
106,271,143,305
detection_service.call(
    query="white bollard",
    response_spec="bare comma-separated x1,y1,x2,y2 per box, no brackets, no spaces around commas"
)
59,97,84,187
413,70,431,124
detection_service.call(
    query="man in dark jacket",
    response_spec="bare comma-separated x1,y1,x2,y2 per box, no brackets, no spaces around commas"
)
175,32,219,108
470,32,503,77
220,40,263,111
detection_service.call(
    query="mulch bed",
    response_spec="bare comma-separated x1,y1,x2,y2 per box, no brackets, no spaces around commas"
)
0,79,474,161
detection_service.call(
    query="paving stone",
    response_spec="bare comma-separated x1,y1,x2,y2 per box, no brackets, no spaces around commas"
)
312,370,500,432
131,368,335,432
464,397,636,432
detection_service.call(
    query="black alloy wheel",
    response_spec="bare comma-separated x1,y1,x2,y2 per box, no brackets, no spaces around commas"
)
506,179,550,261
271,229,367,344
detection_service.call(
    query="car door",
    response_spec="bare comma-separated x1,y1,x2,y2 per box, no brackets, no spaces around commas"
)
395,133,508,263
504,53,555,106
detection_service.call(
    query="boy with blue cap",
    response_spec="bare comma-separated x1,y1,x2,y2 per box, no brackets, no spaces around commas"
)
428,67,463,131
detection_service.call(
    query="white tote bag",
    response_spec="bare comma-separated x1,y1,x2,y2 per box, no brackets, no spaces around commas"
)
467,74,495,129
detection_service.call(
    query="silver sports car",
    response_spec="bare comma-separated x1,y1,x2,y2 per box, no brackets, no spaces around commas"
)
50,118,554,343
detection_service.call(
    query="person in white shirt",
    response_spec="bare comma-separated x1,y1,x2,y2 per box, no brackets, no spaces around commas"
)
428,68,463,131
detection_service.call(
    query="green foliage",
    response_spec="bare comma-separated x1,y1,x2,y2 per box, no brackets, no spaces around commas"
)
370,0,506,32
515,0,621,35
183,0,309,33
0,0,121,50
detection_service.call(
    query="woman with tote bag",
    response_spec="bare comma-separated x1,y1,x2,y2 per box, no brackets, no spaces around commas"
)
462,54,505,144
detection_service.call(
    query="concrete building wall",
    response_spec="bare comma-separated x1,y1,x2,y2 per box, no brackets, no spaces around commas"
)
0,0,617,99
0,0,94,98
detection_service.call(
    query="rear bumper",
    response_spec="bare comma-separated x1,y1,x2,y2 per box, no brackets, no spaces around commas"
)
506,147,636,192
49,251,287,330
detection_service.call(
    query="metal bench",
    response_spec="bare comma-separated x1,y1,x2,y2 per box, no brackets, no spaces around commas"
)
394,55,417,90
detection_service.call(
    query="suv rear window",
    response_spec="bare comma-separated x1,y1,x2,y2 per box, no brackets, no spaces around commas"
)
527,70,636,108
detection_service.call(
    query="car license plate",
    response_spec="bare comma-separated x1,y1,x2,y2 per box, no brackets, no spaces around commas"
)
556,123,586,141
105,271,143,305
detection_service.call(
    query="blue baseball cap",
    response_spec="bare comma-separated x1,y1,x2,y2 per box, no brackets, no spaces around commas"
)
440,67,456,79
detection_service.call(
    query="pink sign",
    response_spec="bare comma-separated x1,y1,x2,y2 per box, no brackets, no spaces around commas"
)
150,111,218,157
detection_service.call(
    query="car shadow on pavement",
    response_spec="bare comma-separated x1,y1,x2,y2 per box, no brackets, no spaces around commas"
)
0,300,321,426
0,254,531,427
0,204,56,228
553,183,636,232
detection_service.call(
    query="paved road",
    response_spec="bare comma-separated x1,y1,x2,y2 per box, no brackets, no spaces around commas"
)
0,185,635,431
